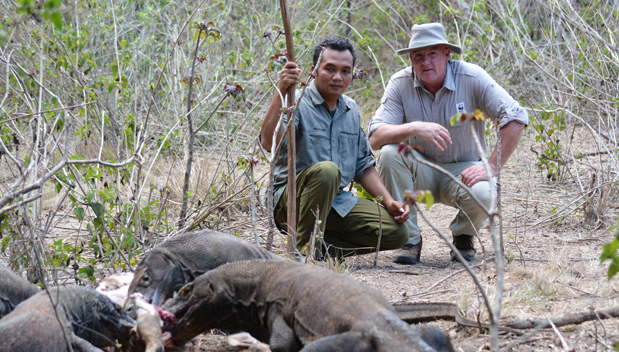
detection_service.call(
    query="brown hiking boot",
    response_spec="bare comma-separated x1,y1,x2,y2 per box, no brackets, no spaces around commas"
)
392,238,422,265
450,235,476,262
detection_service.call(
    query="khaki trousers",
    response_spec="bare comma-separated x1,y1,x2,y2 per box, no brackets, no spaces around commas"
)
274,161,408,255
376,144,494,245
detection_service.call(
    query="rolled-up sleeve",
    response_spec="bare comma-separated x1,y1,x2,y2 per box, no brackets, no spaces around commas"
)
368,78,406,137
353,127,376,182
476,68,529,128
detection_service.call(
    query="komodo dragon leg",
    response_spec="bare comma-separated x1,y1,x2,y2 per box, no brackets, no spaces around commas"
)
298,330,441,352
410,324,455,352
70,335,108,352
268,315,303,352
297,331,373,352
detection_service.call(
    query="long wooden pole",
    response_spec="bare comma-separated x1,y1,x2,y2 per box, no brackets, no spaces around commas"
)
279,0,297,256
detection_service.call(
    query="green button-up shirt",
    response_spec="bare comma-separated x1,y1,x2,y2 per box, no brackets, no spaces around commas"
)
369,60,529,163
272,82,375,217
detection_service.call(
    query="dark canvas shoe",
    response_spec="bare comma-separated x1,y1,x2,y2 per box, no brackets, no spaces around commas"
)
392,238,422,265
450,235,476,262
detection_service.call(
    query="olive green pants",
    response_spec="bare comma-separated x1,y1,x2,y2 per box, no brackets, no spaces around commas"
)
274,161,408,255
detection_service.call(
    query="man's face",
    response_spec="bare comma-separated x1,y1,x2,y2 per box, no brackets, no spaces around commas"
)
410,45,450,91
313,48,354,104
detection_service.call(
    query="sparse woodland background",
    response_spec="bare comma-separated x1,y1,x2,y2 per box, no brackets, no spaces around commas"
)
1,0,619,350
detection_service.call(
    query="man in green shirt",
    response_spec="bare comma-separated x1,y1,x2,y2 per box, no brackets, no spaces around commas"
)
261,38,409,257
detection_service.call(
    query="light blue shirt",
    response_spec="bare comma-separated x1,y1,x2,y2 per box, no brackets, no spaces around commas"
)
271,82,375,217
369,60,529,163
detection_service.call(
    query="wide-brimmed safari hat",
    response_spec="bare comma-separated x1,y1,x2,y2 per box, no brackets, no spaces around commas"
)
397,23,462,56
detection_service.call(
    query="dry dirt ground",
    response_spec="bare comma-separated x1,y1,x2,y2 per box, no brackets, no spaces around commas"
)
2,126,618,352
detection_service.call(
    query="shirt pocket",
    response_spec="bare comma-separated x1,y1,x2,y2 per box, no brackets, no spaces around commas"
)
308,128,330,157
447,118,473,159
338,131,358,183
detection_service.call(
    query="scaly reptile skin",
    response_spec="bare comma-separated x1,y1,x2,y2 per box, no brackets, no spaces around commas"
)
0,264,40,319
127,229,280,308
163,259,454,352
0,285,135,352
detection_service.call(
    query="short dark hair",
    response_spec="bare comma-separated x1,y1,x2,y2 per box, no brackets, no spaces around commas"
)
312,37,356,67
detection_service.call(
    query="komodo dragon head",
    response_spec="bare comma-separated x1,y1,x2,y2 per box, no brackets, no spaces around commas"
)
127,248,194,307
160,273,246,346
159,280,210,345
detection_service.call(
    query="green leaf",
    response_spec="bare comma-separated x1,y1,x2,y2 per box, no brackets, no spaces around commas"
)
44,0,62,10
49,12,62,28
450,113,463,126
56,183,62,193
1,235,10,251
126,235,135,249
423,191,435,209
79,266,95,278
608,257,619,279
601,240,619,262
68,193,77,204
86,192,94,203
74,207,84,222
91,202,104,218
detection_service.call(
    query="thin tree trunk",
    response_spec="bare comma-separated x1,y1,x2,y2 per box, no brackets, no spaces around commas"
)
279,0,297,256
179,28,204,227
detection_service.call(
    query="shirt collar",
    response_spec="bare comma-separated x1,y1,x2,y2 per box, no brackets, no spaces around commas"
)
411,60,456,92
443,60,456,91
306,81,351,113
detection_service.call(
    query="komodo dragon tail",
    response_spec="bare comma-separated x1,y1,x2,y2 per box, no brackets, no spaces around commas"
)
394,302,523,335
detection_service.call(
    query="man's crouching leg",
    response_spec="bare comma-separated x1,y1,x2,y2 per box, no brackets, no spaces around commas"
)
376,144,431,265
323,197,408,256
449,178,495,262
274,161,341,254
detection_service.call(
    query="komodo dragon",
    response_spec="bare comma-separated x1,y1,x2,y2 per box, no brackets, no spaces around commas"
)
0,285,135,352
127,229,279,308
0,264,40,319
162,259,454,352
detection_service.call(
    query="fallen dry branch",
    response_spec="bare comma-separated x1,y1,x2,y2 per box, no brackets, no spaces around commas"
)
394,302,619,338
506,306,619,330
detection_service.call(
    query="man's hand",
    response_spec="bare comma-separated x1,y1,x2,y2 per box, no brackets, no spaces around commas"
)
384,200,410,223
261,61,302,151
278,61,301,93
368,121,452,151
411,121,452,151
460,164,495,187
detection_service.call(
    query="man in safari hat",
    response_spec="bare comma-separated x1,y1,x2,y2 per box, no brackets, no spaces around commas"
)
368,23,528,265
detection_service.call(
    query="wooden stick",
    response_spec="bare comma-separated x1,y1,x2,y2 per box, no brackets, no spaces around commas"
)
508,306,619,329
279,0,297,256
